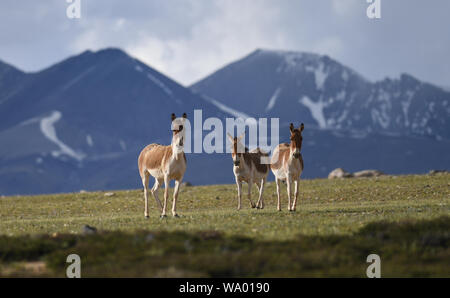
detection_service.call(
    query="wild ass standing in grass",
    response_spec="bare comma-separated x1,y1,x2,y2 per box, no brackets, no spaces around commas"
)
227,133,270,210
138,113,187,218
271,123,304,211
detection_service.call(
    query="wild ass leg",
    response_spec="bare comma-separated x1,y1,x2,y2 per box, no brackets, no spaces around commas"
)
172,179,181,217
286,176,293,211
161,176,169,218
151,178,163,212
275,178,281,211
247,178,256,208
261,178,266,209
236,178,242,210
142,172,150,218
292,179,299,211
254,181,261,209
255,178,265,209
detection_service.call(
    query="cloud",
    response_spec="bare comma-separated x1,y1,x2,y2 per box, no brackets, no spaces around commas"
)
331,0,360,16
1,0,449,87
69,0,288,85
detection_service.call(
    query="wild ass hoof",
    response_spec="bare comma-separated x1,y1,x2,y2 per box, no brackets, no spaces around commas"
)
145,215,149,219
160,215,167,219
251,203,256,208
173,214,180,218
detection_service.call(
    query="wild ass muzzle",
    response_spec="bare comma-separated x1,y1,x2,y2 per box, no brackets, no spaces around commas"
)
270,123,304,211
138,113,187,218
227,133,270,210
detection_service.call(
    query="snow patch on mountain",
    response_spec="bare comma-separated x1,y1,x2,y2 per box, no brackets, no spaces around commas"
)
86,134,94,147
401,91,414,127
265,88,281,112
371,109,390,129
40,111,85,161
147,73,173,97
299,96,328,128
283,52,305,70
61,66,96,91
19,116,41,127
306,62,327,90
119,140,127,151
201,95,250,119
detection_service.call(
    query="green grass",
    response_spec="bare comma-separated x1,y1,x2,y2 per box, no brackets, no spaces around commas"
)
0,174,449,277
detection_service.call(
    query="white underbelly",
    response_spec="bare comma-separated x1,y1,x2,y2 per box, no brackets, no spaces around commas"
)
272,167,287,180
148,169,164,179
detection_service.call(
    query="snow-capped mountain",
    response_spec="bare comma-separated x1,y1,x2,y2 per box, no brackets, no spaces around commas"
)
191,49,450,140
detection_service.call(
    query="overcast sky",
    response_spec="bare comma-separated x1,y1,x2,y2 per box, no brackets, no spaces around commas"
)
0,0,449,87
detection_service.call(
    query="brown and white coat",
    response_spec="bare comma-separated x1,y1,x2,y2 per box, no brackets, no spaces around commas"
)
138,113,187,218
228,133,270,210
270,123,304,211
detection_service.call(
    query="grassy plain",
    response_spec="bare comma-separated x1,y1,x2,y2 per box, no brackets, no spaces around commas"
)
0,174,449,277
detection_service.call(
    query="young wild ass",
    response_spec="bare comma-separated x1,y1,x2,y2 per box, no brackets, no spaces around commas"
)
227,133,270,210
270,123,304,211
138,113,187,218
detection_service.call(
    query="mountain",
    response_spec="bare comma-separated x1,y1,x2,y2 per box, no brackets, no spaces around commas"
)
0,48,234,195
191,49,450,140
190,48,450,179
1,48,449,195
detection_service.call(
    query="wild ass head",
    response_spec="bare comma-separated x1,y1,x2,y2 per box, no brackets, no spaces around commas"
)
171,113,187,156
227,133,246,166
289,123,304,159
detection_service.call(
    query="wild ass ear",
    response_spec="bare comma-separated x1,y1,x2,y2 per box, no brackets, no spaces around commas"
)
299,123,304,132
227,133,234,143
171,113,176,121
182,113,187,119
290,123,294,133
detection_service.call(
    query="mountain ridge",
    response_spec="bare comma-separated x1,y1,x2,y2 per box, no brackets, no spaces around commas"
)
191,48,450,140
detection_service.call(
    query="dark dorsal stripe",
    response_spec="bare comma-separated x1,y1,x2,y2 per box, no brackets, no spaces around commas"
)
242,149,269,174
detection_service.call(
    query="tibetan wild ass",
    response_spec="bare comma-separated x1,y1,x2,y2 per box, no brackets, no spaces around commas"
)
227,133,270,210
270,123,304,211
138,113,187,218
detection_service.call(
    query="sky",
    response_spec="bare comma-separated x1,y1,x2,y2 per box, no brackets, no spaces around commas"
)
0,0,449,87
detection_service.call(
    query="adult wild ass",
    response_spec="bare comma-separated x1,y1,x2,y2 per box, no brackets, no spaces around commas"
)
138,113,187,218
227,133,270,210
271,123,304,211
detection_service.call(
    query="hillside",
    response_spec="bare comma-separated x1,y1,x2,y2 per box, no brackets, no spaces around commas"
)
0,174,448,277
